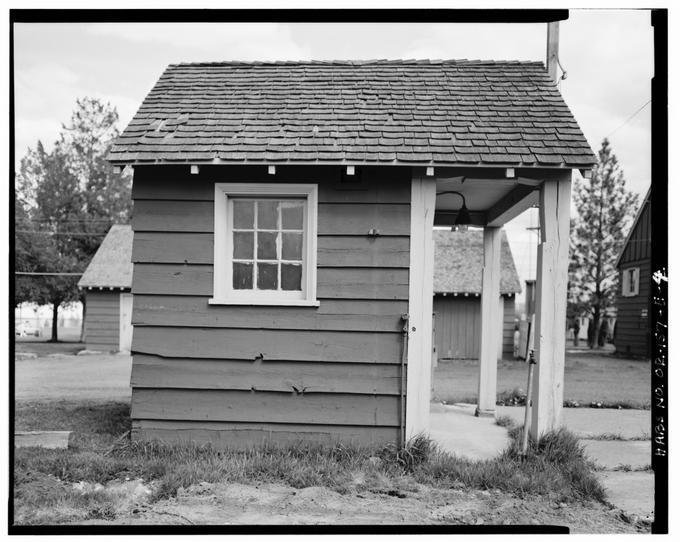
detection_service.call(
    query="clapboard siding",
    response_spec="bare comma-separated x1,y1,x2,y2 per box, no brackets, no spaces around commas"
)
133,200,410,236
433,294,515,360
132,420,400,449
132,295,406,332
131,164,412,204
129,165,412,446
84,291,120,350
132,232,410,268
132,389,400,426
133,326,403,363
614,258,651,358
132,264,409,300
131,355,401,395
502,296,516,357
619,198,651,264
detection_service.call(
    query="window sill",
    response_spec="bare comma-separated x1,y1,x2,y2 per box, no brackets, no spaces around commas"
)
208,298,320,307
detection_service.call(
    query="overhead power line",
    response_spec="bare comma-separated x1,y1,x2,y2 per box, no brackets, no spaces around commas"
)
24,219,114,223
15,272,83,276
15,230,107,237
605,99,651,139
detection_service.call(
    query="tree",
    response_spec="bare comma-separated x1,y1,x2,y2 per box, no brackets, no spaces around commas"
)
568,139,639,348
14,98,132,341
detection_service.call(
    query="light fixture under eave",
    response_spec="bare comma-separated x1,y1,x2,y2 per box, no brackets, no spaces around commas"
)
437,189,472,231
455,202,472,226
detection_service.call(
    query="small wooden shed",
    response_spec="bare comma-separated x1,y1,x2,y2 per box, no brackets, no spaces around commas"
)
613,188,651,358
433,229,521,360
109,57,595,447
78,225,134,352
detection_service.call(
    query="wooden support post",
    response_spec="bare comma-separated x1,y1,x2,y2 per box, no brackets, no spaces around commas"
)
405,175,437,440
497,295,504,361
530,174,571,439
476,226,501,417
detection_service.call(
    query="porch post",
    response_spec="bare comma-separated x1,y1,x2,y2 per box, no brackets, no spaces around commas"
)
405,175,437,440
530,174,571,439
476,226,501,417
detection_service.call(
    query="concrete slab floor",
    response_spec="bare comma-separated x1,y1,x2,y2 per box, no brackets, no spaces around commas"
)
429,403,654,522
429,403,511,461
496,406,650,439
598,471,655,520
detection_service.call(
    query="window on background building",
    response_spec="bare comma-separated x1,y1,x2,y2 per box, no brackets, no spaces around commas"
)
211,183,318,306
621,267,640,297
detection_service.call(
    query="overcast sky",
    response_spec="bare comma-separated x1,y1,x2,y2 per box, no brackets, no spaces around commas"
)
13,10,654,287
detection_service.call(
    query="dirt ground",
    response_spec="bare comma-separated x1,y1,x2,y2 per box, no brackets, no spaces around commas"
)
71,480,641,532
13,343,652,532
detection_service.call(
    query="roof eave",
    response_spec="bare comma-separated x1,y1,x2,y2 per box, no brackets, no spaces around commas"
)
107,158,597,169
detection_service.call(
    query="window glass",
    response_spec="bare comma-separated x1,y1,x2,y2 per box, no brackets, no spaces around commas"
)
281,201,304,229
257,231,278,260
257,262,278,290
233,231,254,259
233,262,253,290
231,197,305,293
282,232,303,260
257,200,279,229
233,200,254,229
281,263,302,290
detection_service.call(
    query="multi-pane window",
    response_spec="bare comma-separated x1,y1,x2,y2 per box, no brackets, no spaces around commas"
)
231,199,305,292
621,267,640,297
211,183,318,306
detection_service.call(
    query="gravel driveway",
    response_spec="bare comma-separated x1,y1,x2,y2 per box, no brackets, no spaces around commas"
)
14,354,132,402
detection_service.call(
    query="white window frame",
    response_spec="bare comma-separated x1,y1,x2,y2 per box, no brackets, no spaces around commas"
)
210,182,319,306
621,266,640,297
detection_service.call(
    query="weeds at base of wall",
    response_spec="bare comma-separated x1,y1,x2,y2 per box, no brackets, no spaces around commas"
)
13,401,607,524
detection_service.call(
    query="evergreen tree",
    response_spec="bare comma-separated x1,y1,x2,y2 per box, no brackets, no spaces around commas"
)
568,139,639,348
15,98,132,341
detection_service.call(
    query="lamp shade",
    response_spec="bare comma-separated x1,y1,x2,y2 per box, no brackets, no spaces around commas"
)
455,204,472,225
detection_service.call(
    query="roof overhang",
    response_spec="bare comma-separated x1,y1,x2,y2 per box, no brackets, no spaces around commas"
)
110,159,594,170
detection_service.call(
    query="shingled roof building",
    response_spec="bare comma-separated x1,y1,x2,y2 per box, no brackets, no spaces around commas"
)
78,225,134,352
433,229,521,360
110,60,594,168
111,58,595,447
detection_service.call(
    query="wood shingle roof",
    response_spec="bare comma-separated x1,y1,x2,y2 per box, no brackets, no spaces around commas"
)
78,225,133,289
433,228,522,295
109,60,596,168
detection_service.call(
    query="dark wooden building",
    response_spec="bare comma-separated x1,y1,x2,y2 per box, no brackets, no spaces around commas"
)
108,59,595,447
613,188,651,358
78,225,134,352
433,229,521,360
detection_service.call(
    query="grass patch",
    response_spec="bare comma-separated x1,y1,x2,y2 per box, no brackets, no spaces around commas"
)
586,432,650,442
494,415,516,428
609,464,653,472
415,426,606,503
434,354,650,409
441,392,650,411
13,401,607,524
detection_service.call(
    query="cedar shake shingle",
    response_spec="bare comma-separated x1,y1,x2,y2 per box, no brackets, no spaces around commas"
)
433,229,521,295
109,60,596,168
78,225,133,289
